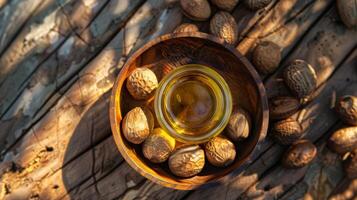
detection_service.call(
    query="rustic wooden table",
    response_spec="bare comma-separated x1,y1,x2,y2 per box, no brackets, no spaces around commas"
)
0,0,356,199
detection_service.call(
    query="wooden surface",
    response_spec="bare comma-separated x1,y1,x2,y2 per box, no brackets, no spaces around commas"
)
0,0,355,199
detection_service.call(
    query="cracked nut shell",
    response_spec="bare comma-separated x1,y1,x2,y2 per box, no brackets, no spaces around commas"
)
283,59,317,99
122,107,154,144
226,108,251,141
142,128,176,163
328,127,357,154
337,0,357,29
180,0,211,21
344,149,357,179
204,136,236,167
335,95,357,125
211,0,239,11
126,67,158,100
282,140,317,168
174,23,199,33
210,11,238,45
269,96,300,120
252,41,281,75
272,118,303,145
169,145,205,177
244,0,272,10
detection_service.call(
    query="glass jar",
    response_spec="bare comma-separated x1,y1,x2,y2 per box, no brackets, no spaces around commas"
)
154,64,232,144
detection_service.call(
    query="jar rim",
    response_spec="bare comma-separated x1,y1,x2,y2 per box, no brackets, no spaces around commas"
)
154,64,233,144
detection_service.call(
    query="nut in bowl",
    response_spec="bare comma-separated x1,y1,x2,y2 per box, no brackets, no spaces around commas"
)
109,32,268,190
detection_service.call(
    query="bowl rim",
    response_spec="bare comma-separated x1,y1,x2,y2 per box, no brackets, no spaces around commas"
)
109,32,269,190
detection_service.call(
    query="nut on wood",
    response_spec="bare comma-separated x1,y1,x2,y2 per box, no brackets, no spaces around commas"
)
269,96,300,120
204,136,236,167
226,108,251,141
210,11,238,45
126,67,158,100
282,140,317,168
328,127,357,154
210,0,239,11
122,107,154,144
337,0,357,29
335,95,357,125
283,59,317,99
169,145,205,177
272,118,303,145
252,41,281,75
142,128,175,163
180,0,211,21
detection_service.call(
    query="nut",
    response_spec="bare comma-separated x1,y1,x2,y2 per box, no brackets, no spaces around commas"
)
252,41,281,75
174,23,199,33
210,0,239,11
210,11,238,45
169,145,205,177
204,136,236,167
272,118,303,145
226,108,251,141
337,0,357,29
282,140,317,168
122,107,154,144
283,59,317,99
335,95,357,125
344,149,357,179
126,67,158,100
244,0,272,10
180,0,211,21
269,96,300,120
328,127,357,154
142,128,176,163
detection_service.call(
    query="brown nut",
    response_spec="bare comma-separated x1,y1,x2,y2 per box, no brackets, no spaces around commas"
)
282,140,317,168
252,41,281,75
169,145,205,177
269,96,300,120
210,0,239,11
283,59,317,99
142,128,176,163
344,149,357,179
337,0,357,29
210,11,238,45
244,0,272,10
204,136,236,167
126,67,158,100
328,127,357,154
122,107,154,144
335,95,357,125
272,118,303,145
180,0,211,21
226,108,251,141
174,23,199,33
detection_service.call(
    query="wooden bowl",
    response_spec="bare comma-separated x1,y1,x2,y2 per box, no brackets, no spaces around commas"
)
109,32,269,190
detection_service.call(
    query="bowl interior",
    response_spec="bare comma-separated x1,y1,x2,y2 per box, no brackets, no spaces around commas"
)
110,33,268,190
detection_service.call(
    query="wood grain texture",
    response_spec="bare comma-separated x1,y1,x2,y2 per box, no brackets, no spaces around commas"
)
0,0,182,199
0,0,145,155
0,0,44,55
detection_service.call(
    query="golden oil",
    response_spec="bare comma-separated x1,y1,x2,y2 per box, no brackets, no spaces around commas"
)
155,64,232,144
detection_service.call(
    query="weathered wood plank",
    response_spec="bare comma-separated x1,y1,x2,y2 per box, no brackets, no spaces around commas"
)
0,0,182,199
0,0,44,55
183,8,356,200
242,124,344,200
0,0,145,155
0,0,109,117
329,178,357,200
